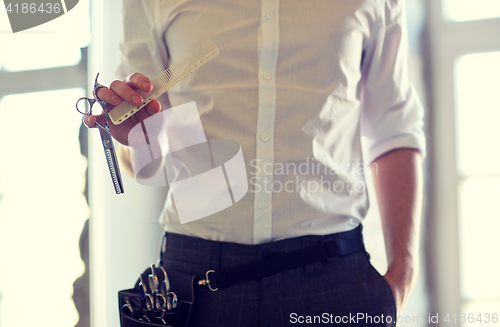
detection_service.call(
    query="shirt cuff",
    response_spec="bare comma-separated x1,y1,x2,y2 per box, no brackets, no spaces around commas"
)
363,133,426,163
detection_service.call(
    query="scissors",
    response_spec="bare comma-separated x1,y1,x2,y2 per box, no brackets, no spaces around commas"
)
139,274,154,311
76,73,124,194
160,266,178,310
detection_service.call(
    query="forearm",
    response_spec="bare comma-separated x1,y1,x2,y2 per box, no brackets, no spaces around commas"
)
371,148,423,307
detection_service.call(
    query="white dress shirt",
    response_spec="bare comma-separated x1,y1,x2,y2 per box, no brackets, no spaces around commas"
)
116,0,426,245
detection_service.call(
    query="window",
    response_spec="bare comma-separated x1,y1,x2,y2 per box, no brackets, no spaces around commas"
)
0,2,90,326
442,0,500,22
428,1,500,323
455,51,500,321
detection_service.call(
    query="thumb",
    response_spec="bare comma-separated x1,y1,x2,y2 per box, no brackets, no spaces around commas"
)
83,115,97,128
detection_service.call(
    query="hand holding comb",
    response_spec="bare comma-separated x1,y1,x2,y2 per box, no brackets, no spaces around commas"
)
109,40,220,125
78,40,219,194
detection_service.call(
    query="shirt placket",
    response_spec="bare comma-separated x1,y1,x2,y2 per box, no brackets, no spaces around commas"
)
253,0,280,244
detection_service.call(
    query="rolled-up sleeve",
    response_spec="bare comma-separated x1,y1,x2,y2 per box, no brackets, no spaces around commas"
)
360,0,426,163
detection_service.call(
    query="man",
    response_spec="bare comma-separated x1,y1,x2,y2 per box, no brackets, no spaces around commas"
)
85,0,424,326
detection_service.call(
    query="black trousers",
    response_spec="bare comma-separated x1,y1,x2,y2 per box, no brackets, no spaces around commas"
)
161,226,396,327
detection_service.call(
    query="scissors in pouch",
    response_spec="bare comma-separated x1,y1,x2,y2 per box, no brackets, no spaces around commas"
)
76,73,124,194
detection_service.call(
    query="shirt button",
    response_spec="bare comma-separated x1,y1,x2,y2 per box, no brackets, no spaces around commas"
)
266,11,275,19
260,133,270,142
258,201,268,210
263,72,272,80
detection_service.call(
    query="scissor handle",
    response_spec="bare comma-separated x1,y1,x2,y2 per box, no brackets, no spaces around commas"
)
76,97,96,115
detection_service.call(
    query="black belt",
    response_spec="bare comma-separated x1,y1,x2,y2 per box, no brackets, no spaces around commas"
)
197,226,365,291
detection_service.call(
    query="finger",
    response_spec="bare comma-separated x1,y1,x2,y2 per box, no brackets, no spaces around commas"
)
95,87,122,107
110,80,144,107
145,99,162,116
134,99,162,123
123,73,153,93
83,115,97,128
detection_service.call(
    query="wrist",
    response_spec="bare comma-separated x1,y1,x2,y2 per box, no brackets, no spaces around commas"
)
387,256,419,286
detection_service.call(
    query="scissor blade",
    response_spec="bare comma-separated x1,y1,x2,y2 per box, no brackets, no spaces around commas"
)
97,123,124,194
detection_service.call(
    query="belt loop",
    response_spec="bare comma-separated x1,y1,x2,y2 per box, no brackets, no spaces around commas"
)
210,241,221,270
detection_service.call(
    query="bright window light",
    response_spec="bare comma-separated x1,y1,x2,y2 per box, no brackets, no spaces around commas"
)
458,177,500,301
455,51,500,176
442,0,500,22
0,89,89,327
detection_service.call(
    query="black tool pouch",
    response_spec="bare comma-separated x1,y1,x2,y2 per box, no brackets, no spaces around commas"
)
119,267,196,327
